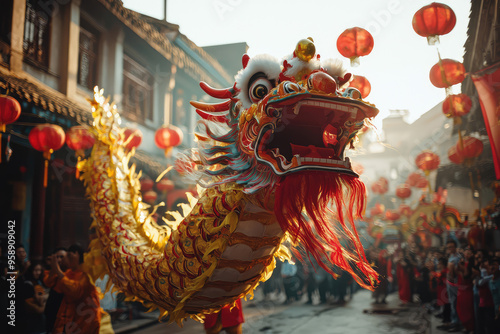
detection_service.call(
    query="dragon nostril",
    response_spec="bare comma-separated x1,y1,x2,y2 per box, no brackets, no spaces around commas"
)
308,72,337,94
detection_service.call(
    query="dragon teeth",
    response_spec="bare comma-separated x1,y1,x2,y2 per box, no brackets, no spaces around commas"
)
297,157,350,167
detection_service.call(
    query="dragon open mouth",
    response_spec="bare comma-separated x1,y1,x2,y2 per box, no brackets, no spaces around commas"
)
255,97,370,175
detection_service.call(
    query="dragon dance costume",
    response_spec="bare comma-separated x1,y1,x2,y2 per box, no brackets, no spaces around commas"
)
80,38,380,325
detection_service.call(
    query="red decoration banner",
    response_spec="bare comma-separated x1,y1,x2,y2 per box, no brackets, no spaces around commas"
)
471,62,500,179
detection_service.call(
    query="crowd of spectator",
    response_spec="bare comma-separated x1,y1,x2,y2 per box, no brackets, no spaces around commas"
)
369,236,500,333
0,244,114,334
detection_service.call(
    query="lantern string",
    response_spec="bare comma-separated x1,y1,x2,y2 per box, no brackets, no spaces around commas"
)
6,131,28,140
76,156,81,179
43,158,48,188
436,48,451,92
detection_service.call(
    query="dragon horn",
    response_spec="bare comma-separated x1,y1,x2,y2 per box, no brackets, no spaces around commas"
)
199,82,234,99
190,100,231,113
195,109,228,123
242,54,250,69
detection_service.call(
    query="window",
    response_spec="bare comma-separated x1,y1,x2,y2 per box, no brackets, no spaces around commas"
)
77,20,99,90
23,0,51,68
122,54,154,123
0,0,13,65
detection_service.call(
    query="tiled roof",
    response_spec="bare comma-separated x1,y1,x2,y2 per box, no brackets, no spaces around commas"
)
0,69,168,178
97,0,233,87
0,70,93,125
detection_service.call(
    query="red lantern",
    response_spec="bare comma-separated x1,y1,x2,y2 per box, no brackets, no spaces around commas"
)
429,59,465,88
385,210,401,222
407,172,421,187
29,124,66,187
0,95,21,132
371,182,381,194
336,27,374,67
415,177,429,189
0,95,21,163
416,151,440,174
349,75,371,99
157,179,175,193
66,126,95,178
412,3,456,45
371,178,388,195
66,126,95,153
143,190,158,204
457,136,483,160
442,94,472,118
370,203,385,217
155,125,183,156
140,178,154,192
123,128,142,150
448,145,464,165
396,184,412,200
399,204,413,217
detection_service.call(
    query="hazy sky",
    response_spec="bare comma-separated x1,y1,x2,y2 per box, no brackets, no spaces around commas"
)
122,0,471,127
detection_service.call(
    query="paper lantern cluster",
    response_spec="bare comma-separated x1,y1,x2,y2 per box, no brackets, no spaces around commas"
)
337,27,374,102
139,175,176,206
413,3,468,101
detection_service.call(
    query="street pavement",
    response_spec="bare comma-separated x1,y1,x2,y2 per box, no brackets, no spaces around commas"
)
117,289,452,334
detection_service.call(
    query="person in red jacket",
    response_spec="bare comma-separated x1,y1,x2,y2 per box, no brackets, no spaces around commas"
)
44,244,102,334
434,257,451,329
395,249,411,305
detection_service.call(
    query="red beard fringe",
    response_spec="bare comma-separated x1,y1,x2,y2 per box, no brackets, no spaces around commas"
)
274,171,379,290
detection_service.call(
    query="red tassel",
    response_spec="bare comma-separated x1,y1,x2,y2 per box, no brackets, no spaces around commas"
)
274,171,379,290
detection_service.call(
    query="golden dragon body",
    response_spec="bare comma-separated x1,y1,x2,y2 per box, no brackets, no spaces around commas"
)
81,40,380,324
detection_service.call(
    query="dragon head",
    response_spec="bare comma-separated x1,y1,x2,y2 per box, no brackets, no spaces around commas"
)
191,38,378,192
191,39,381,289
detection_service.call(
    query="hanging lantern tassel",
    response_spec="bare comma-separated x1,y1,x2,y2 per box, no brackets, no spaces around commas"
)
43,149,53,188
424,170,433,195
0,128,3,164
0,123,6,164
457,131,464,157
437,54,452,96
76,156,81,179
75,149,85,179
164,146,173,158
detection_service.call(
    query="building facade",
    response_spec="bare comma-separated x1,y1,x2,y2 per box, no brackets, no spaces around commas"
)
0,0,237,259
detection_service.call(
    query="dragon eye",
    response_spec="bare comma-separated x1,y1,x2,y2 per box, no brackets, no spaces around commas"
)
249,78,272,103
